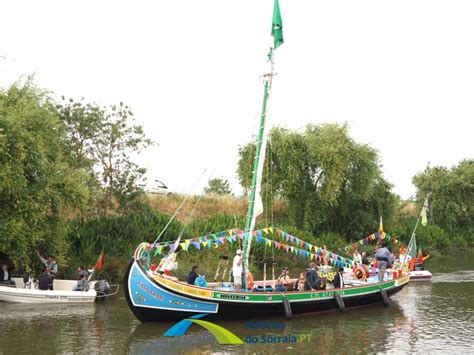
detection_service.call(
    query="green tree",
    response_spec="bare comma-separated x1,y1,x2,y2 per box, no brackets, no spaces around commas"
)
57,99,154,215
237,123,396,237
0,81,89,268
413,159,473,231
204,177,232,195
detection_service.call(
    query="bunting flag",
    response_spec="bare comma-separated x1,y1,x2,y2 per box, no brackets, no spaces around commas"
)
139,226,353,266
338,232,402,253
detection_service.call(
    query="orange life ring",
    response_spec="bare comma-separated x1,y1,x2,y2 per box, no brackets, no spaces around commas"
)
246,272,254,289
353,266,367,280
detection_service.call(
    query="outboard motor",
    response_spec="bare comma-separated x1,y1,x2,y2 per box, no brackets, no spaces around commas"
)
94,280,111,300
414,263,424,271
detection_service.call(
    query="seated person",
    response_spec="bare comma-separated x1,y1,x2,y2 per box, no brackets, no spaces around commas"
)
361,252,370,269
276,267,291,291
73,266,90,291
297,272,306,291
305,263,326,290
38,266,52,291
305,263,319,290
187,265,199,285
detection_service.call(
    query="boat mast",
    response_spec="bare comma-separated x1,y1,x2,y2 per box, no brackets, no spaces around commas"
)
241,49,274,282
242,0,284,289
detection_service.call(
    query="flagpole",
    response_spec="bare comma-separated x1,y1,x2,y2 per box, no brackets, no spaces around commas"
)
241,0,283,291
401,192,431,264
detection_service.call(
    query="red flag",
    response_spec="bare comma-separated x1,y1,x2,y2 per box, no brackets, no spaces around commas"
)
418,249,423,264
95,252,104,270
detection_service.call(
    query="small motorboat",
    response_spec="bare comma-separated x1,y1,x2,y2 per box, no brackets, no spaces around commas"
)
408,269,432,281
0,277,114,304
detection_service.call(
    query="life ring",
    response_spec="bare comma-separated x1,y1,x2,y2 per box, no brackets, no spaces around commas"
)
246,272,254,289
195,276,208,287
353,266,367,280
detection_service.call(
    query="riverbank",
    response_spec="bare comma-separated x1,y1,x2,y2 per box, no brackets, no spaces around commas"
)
60,194,472,282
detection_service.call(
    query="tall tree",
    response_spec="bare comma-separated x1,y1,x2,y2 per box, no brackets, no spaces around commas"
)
57,99,154,215
413,159,473,231
204,177,232,195
0,81,88,267
237,123,397,237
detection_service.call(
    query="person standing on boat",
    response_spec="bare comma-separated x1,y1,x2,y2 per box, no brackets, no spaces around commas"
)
36,251,58,290
333,267,345,289
375,242,391,281
232,249,242,289
187,265,199,285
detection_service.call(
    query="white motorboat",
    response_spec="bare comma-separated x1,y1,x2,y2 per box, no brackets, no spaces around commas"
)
409,269,432,281
0,277,98,304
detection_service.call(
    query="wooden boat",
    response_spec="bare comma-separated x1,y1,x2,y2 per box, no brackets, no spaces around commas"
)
124,258,409,322
124,0,410,322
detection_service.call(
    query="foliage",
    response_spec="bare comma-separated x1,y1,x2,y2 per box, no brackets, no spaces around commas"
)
57,98,154,216
204,177,232,195
237,124,397,238
413,159,473,231
0,81,89,268
65,207,184,279
0,80,154,273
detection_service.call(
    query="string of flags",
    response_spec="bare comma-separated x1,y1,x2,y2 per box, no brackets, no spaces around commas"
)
338,232,401,254
139,227,354,269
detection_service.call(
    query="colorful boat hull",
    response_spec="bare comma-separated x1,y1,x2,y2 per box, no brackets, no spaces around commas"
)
124,259,409,322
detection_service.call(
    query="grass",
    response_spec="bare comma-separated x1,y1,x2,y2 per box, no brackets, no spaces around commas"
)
147,193,288,224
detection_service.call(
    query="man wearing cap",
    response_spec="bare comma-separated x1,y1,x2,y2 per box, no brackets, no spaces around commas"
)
233,249,243,289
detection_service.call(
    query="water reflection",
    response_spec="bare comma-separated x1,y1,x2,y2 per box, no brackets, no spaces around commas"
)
124,302,406,354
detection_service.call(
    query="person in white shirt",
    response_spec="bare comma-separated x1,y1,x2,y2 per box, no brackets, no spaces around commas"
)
232,249,242,289
353,249,363,268
1,263,10,283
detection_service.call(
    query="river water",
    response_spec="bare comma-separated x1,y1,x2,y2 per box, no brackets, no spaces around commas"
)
1,253,473,354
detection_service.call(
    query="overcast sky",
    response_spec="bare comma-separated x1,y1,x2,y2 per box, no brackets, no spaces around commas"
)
1,0,473,199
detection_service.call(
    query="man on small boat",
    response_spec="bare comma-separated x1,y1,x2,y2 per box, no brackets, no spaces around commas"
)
37,265,52,291
36,251,58,290
232,249,242,289
73,266,89,291
0,263,15,286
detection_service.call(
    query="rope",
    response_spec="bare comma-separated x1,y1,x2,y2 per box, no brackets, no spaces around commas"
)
153,169,207,244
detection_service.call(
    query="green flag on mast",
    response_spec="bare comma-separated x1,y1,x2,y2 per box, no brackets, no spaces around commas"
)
271,0,284,49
